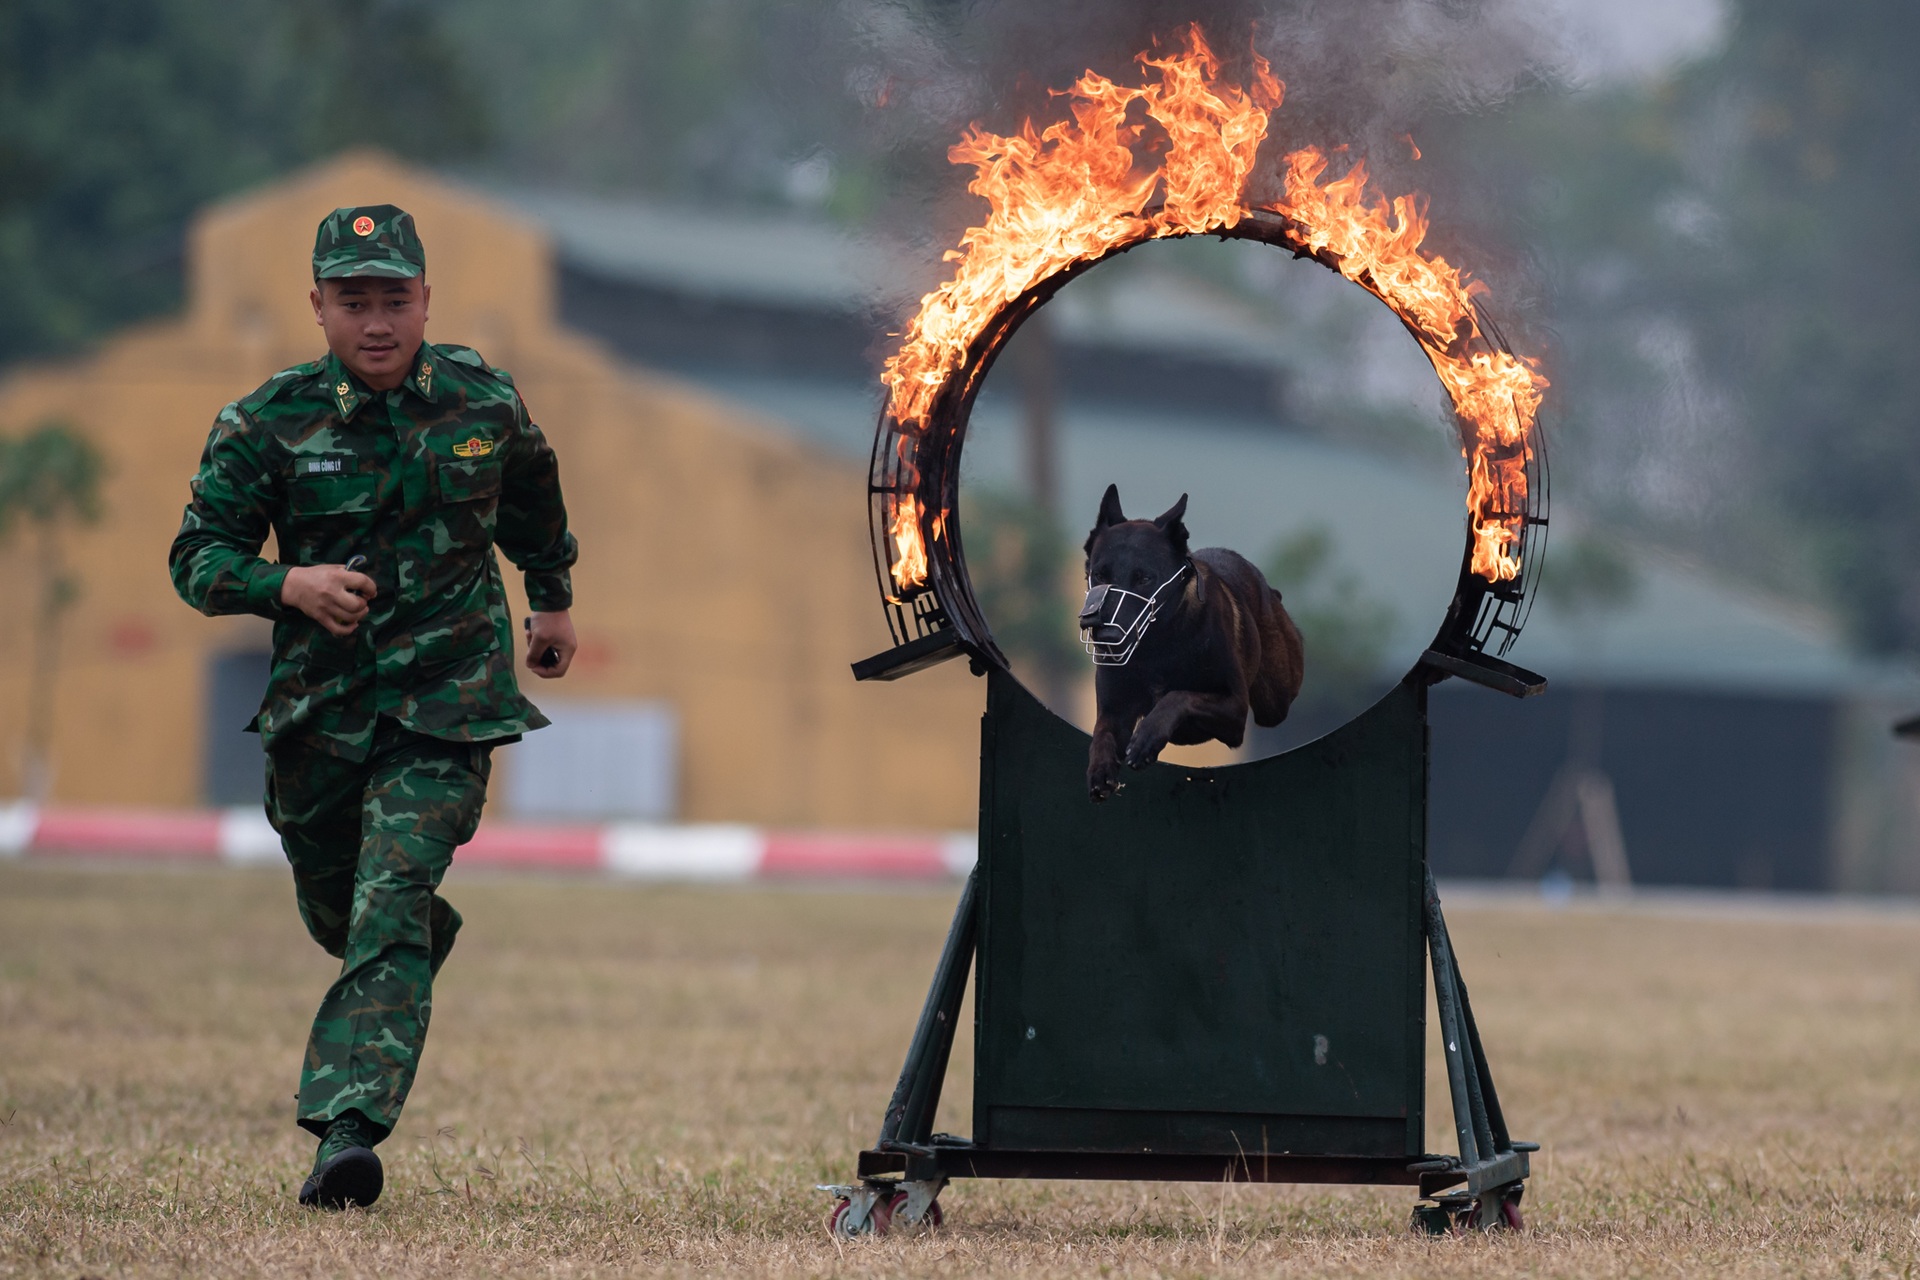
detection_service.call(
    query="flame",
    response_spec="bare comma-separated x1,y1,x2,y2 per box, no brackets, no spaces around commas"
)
887,493,929,600
879,24,1542,593
1264,147,1545,580
879,24,1277,594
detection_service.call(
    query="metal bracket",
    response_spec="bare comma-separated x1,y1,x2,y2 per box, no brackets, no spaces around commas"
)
853,631,970,681
897,1177,948,1226
1420,648,1547,698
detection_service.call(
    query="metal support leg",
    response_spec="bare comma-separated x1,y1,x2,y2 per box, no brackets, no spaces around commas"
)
878,867,979,1147
1429,889,1497,1160
1421,867,1532,1222
1456,951,1513,1152
1424,868,1480,1168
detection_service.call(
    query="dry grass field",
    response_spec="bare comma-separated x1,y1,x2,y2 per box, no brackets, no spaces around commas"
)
4,862,1920,1278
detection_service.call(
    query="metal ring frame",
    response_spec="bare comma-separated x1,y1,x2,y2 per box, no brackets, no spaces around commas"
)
867,207,1549,685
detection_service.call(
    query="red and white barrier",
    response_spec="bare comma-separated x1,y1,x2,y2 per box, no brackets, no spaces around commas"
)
0,801,975,882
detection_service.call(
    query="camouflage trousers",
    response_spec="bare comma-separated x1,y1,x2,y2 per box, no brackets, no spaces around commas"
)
265,718,492,1139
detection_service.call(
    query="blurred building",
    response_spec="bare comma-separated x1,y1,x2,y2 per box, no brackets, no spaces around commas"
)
484,185,1920,893
6,153,1919,888
1423,572,1920,896
0,153,981,828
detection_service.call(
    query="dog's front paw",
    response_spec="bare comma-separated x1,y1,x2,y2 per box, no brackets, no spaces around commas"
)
1088,759,1121,802
1124,726,1168,771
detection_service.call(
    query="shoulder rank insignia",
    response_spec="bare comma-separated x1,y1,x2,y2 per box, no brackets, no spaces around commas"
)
452,437,494,458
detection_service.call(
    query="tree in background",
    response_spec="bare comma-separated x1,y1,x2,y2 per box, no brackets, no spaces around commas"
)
0,0,486,368
1699,0,1920,652
967,489,1082,714
8,0,1916,662
0,421,105,800
1467,0,1920,654
449,0,872,208
1262,525,1399,740
1537,534,1638,625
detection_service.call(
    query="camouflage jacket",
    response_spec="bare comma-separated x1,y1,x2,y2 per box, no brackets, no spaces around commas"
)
169,343,578,760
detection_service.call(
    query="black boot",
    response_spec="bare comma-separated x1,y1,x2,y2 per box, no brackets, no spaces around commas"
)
298,1111,384,1209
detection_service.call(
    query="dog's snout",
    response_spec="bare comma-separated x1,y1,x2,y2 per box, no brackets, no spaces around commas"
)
1079,584,1110,627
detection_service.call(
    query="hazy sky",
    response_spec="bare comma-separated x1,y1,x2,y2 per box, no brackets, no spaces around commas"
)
1541,0,1725,83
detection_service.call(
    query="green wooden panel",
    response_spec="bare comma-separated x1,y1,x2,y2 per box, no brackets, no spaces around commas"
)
974,667,1428,1157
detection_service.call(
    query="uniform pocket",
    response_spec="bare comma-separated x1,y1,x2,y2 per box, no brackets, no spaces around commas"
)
434,458,502,550
437,459,501,504
274,616,361,672
410,608,499,667
289,472,377,517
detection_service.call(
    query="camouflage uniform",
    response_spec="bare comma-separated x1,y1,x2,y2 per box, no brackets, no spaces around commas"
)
169,205,577,1141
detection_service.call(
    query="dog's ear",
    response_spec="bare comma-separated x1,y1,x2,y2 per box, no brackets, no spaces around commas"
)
1086,483,1127,556
1154,493,1190,559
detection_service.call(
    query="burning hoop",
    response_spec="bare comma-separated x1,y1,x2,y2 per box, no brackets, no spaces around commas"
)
860,25,1549,693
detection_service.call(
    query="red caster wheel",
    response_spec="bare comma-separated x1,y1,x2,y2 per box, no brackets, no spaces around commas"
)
822,1179,944,1239
886,1190,944,1231
826,1191,894,1238
1465,1184,1524,1233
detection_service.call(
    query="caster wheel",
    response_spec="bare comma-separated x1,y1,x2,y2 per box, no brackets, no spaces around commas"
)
886,1190,943,1231
1463,1184,1524,1233
1412,1193,1476,1236
827,1193,894,1239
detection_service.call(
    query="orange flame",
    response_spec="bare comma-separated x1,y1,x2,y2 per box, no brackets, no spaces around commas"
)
887,493,929,599
1266,147,1545,579
880,25,1542,592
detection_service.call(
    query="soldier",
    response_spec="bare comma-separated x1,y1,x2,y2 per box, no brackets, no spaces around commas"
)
168,205,579,1210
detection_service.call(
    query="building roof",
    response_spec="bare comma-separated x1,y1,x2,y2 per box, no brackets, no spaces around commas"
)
500,189,910,314
495,187,1302,371
496,183,1918,699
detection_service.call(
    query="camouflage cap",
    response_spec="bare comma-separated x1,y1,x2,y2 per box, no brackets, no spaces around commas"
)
313,205,425,280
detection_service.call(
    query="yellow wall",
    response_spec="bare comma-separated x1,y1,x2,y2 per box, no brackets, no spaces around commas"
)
0,152,983,828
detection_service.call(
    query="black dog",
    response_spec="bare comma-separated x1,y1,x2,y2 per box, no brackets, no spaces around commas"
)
1081,485,1304,801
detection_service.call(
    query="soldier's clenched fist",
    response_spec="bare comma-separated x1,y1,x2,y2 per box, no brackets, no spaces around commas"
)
281,564,378,636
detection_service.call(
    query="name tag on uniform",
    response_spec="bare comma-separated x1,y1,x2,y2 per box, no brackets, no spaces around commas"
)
297,457,352,476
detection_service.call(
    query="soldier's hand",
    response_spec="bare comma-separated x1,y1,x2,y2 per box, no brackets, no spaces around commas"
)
525,609,576,678
281,564,377,637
